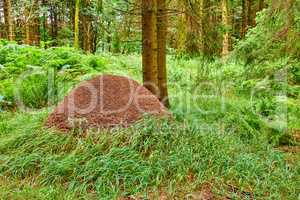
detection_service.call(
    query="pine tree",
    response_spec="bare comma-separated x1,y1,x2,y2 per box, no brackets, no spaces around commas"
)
3,0,14,41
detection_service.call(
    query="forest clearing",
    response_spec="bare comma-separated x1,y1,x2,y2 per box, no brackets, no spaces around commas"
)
0,0,299,199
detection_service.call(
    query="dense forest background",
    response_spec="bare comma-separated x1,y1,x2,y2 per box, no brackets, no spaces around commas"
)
0,0,298,58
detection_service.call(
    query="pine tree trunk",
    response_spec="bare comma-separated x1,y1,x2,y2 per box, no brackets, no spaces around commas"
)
184,1,197,55
32,0,40,46
142,0,159,97
176,1,186,54
247,0,253,27
202,0,210,55
258,0,265,11
199,0,204,53
24,7,31,44
74,0,80,49
82,0,93,53
50,5,58,45
286,0,295,54
221,0,230,57
0,6,3,39
157,0,169,107
241,0,247,38
3,0,14,41
240,0,253,38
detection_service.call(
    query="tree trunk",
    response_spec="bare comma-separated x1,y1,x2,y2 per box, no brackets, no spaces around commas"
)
0,2,3,39
285,0,295,54
41,0,48,45
202,0,211,55
258,0,265,11
82,0,93,53
74,0,80,49
50,5,58,45
157,0,169,107
241,0,247,38
24,7,31,44
3,0,14,41
247,0,253,27
240,0,253,38
199,0,204,53
221,0,230,57
176,1,186,54
32,0,40,46
142,0,159,97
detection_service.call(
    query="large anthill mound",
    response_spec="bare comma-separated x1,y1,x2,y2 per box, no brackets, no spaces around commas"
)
46,75,168,131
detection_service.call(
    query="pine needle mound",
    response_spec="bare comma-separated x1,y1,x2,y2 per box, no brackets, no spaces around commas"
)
46,75,168,131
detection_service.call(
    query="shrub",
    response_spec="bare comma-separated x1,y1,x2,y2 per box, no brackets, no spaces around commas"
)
15,71,59,109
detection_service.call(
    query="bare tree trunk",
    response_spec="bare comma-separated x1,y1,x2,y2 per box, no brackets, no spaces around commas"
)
258,0,265,11
247,0,253,27
241,0,248,38
285,0,295,54
157,0,169,107
32,0,40,46
74,0,80,49
50,5,58,45
142,0,159,97
82,0,93,53
199,0,204,53
202,0,211,55
176,1,186,54
3,0,14,41
221,0,230,57
24,7,31,44
240,0,253,38
0,2,3,39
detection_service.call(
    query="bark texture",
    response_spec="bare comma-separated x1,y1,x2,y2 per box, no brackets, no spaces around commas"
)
74,0,80,49
157,0,169,107
222,0,230,57
3,0,14,40
142,0,159,96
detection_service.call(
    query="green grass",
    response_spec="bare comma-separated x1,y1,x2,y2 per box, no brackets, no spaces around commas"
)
0,110,299,199
0,44,299,199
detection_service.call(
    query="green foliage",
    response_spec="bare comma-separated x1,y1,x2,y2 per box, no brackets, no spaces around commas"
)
0,42,299,199
0,112,298,199
234,4,300,66
17,73,50,109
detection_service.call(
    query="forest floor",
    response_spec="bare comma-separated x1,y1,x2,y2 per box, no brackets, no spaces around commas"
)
0,44,299,199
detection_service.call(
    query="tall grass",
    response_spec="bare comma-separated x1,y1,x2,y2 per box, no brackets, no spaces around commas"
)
0,111,299,199
0,44,299,199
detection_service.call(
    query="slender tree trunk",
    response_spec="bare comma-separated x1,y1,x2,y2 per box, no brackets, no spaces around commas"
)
199,0,204,53
32,0,40,46
285,0,295,54
247,0,253,27
142,0,159,96
258,0,265,11
176,1,186,54
0,6,2,39
82,0,93,52
184,0,199,55
74,0,80,49
157,0,169,107
241,0,253,38
221,0,230,57
3,0,14,41
202,0,210,55
50,5,58,45
24,7,31,44
241,0,247,38
41,0,48,45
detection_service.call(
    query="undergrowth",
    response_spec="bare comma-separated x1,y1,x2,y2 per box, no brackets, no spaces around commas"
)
0,42,299,199
0,111,299,199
